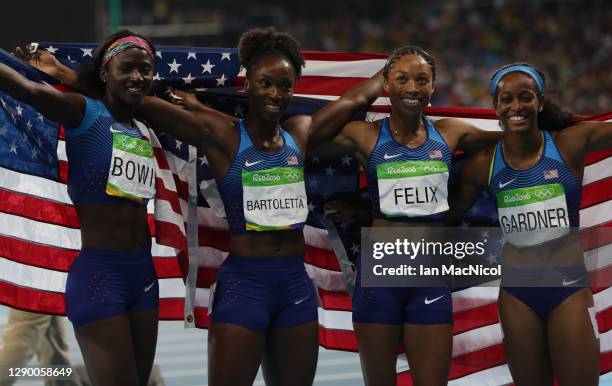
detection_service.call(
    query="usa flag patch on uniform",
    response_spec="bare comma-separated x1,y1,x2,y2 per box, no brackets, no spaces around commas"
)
429,150,443,159
544,169,559,179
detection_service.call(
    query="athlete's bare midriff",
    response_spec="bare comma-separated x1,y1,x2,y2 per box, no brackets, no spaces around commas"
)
229,230,306,258
501,231,584,268
77,203,151,250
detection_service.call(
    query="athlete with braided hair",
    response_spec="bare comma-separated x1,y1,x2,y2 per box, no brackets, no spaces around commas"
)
447,63,612,386
321,46,502,386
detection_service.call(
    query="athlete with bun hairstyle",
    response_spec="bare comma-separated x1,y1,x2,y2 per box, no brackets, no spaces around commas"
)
134,27,384,386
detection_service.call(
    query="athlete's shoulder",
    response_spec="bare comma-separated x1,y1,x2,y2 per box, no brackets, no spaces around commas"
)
434,117,465,130
283,114,311,133
433,117,478,139
434,117,479,132
547,123,593,171
342,119,379,137
282,114,311,146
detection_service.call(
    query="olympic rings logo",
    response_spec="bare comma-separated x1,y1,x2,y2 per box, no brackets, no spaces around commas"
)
284,171,300,182
533,188,555,199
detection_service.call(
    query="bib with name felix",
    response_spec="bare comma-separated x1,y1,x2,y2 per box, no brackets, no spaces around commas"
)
488,131,581,247
366,117,453,220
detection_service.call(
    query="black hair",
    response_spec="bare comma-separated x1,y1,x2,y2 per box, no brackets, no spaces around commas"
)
490,63,574,131
76,29,156,98
238,27,305,79
383,46,436,82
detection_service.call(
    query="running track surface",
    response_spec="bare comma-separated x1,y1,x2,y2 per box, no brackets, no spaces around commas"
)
1,306,610,386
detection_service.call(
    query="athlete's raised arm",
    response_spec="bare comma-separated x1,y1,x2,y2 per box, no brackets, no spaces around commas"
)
582,120,612,151
286,69,384,149
136,95,237,156
0,62,84,128
557,120,612,156
14,43,236,154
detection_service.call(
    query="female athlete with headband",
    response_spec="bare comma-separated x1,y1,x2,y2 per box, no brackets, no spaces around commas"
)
2,31,159,386
447,63,612,386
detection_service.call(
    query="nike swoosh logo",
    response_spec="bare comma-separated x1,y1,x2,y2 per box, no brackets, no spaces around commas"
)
383,153,402,160
499,179,515,189
424,295,445,305
245,160,263,167
294,296,309,305
110,125,121,133
562,277,582,286
144,281,156,293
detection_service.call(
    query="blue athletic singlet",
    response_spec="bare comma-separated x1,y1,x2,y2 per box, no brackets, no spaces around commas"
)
217,120,308,234
65,96,153,206
212,121,315,333
488,130,581,239
353,116,454,326
488,130,585,319
366,117,453,221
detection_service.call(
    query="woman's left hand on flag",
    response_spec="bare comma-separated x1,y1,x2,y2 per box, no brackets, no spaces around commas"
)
15,43,65,79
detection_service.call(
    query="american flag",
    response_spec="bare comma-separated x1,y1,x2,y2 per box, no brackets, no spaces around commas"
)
0,47,189,319
0,43,610,385
544,168,559,180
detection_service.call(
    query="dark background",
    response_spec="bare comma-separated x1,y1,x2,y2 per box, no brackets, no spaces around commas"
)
1,0,609,113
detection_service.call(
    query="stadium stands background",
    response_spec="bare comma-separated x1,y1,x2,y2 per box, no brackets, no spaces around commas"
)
1,0,608,113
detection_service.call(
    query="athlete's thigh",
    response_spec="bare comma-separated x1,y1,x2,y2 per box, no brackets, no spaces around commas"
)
547,288,599,386
208,322,265,386
353,322,402,386
262,321,319,386
74,315,139,386
128,308,159,386
498,289,553,386
402,323,452,386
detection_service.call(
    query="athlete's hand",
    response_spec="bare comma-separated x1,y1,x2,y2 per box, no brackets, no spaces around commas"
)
167,89,203,112
15,43,64,79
